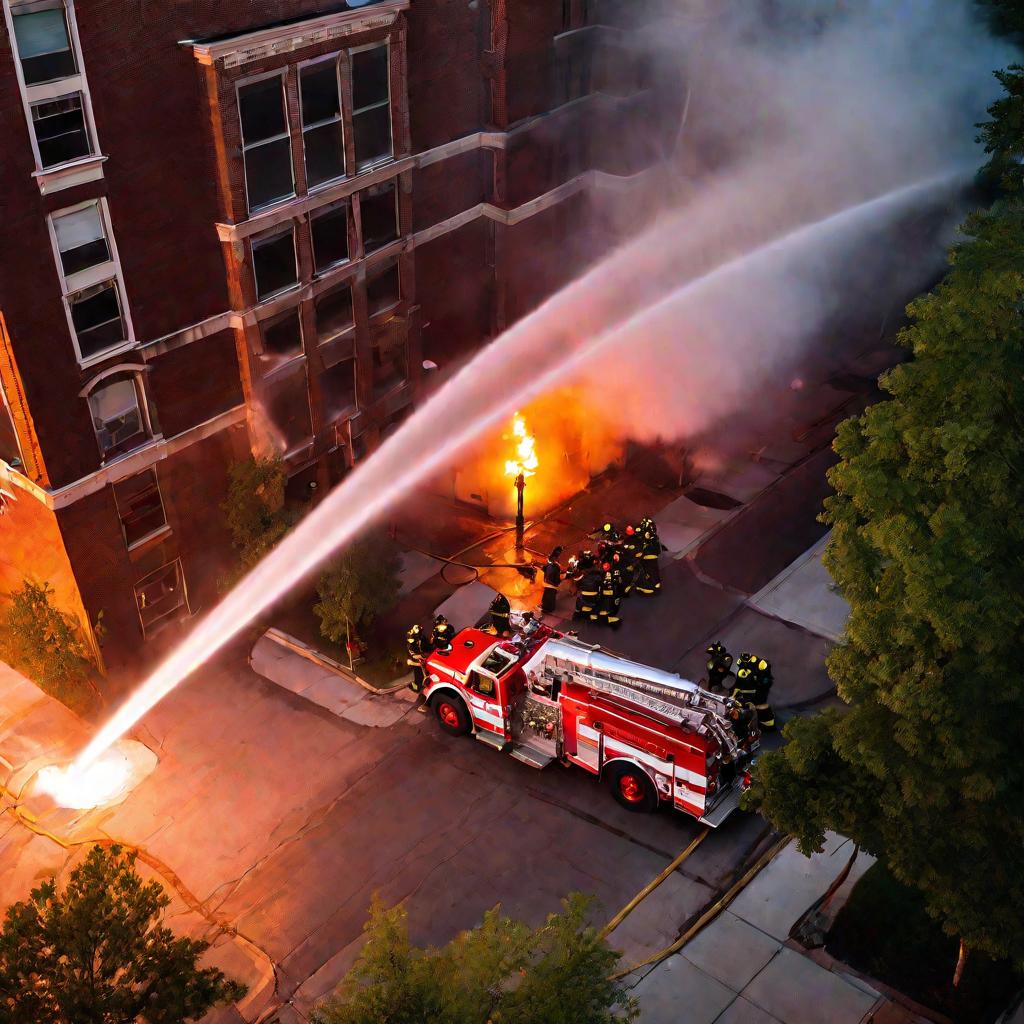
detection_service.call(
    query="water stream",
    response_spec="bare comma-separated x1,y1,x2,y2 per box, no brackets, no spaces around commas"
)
69,169,966,776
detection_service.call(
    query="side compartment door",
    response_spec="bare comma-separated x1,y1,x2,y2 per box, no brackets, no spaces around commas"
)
465,671,506,737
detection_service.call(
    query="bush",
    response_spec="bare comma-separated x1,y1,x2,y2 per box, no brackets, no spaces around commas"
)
0,579,101,716
221,455,290,582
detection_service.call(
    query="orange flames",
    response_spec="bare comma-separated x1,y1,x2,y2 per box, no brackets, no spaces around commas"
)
504,413,539,488
450,389,623,519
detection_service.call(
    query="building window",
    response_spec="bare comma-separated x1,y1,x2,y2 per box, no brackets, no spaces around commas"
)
69,280,127,360
12,4,77,85
252,227,297,301
260,308,303,360
315,282,353,344
350,44,392,170
360,182,398,254
31,92,91,167
300,60,345,188
366,260,400,317
52,202,109,275
135,559,188,637
239,75,294,212
113,469,167,549
321,357,357,418
264,366,313,453
311,203,349,272
87,375,149,457
49,199,133,364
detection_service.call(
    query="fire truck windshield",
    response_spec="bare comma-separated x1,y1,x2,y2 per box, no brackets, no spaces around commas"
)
480,647,517,676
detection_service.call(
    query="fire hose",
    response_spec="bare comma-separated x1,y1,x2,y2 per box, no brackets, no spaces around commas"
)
609,833,792,981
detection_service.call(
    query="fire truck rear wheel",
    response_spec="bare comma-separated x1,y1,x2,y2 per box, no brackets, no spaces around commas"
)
607,764,658,812
432,694,471,736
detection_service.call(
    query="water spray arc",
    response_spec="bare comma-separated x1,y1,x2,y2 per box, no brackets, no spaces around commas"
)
65,170,967,784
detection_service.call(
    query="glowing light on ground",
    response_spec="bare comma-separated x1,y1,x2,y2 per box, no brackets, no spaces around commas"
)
35,740,156,809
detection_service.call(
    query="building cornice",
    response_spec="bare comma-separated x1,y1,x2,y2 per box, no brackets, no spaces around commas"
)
182,2,409,69
2,405,247,511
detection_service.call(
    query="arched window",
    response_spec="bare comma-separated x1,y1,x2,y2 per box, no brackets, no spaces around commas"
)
80,365,158,459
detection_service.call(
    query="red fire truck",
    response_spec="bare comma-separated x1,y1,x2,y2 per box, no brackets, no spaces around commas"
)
422,620,759,827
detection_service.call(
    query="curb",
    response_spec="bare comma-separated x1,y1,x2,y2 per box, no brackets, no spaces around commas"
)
262,628,410,695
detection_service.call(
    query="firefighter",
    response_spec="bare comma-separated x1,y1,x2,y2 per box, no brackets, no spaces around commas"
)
432,613,455,652
635,527,663,595
705,641,734,694
728,701,756,744
620,524,639,596
489,592,511,636
751,655,776,731
541,546,563,615
730,653,758,705
577,560,602,621
598,565,624,629
405,624,431,714
593,522,621,565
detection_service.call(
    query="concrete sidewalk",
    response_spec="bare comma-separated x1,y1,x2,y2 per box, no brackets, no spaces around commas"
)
749,533,850,642
250,630,414,727
631,834,902,1024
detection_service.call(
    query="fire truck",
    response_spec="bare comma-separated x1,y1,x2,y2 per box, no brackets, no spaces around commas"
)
422,619,758,827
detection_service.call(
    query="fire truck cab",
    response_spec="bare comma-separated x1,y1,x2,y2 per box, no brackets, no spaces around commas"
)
422,620,758,827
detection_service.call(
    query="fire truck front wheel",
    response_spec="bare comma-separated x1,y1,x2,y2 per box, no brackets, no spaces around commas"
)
607,764,658,812
432,693,471,736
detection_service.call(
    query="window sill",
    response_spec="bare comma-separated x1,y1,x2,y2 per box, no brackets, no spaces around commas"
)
77,339,139,372
99,434,164,469
247,192,298,218
260,352,306,380
33,154,108,196
126,524,173,554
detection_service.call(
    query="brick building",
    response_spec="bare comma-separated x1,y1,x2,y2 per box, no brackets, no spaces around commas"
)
0,0,670,678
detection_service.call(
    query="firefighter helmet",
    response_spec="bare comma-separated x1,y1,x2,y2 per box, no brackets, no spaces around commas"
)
434,614,448,625
625,524,635,535
602,522,613,533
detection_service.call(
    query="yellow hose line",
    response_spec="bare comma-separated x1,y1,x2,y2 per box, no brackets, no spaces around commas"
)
610,834,791,981
599,828,709,940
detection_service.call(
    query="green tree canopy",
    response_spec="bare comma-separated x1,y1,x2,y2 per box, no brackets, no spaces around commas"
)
311,893,637,1024
221,455,290,577
314,530,402,644
750,199,1024,969
0,845,245,1023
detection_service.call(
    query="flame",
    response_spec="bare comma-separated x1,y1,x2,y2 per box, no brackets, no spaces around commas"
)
504,413,539,482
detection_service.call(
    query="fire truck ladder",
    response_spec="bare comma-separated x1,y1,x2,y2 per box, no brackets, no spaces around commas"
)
524,637,742,764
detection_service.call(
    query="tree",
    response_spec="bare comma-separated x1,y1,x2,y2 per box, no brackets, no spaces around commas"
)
0,845,246,1024
221,455,290,579
310,893,637,1024
0,579,101,716
314,530,402,650
749,200,1024,975
977,65,1024,195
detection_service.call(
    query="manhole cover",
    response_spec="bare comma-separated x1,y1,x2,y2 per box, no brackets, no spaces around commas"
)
684,487,743,510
